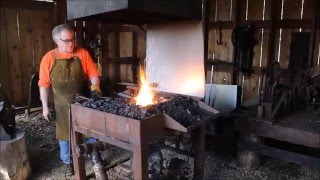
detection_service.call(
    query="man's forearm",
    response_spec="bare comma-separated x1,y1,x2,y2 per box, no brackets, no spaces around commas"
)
90,76,100,86
40,87,50,108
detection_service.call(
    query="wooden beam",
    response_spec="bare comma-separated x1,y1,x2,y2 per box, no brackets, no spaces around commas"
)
205,59,234,67
275,19,313,29
0,8,12,101
102,25,146,35
71,129,86,180
5,8,24,104
308,0,319,66
110,57,140,64
205,64,234,73
132,32,138,58
238,140,320,168
100,23,109,79
235,118,320,148
209,19,312,30
114,31,121,88
232,0,241,85
209,21,236,29
192,126,206,180
55,0,67,24
205,64,267,76
203,0,209,60
267,0,276,65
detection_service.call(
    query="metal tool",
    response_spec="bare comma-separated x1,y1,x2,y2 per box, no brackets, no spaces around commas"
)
75,141,108,180
208,65,214,107
216,21,223,45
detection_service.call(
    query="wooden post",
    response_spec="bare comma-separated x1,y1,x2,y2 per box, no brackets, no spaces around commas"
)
232,0,242,85
101,24,109,79
55,0,67,24
193,125,206,180
203,0,209,61
71,127,85,180
132,141,149,180
267,0,276,65
308,0,319,66
114,31,121,89
132,31,138,83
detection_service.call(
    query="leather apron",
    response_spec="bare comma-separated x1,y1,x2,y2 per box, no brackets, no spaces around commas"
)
50,49,87,140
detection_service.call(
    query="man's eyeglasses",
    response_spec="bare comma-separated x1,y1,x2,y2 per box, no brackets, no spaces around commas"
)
59,38,75,44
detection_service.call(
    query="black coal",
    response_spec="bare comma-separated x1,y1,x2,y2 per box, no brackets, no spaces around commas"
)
82,97,154,120
157,96,213,127
80,94,213,127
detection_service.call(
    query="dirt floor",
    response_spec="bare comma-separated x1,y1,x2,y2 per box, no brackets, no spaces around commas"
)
16,111,319,180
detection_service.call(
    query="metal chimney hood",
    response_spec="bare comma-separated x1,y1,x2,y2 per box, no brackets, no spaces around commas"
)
66,0,202,24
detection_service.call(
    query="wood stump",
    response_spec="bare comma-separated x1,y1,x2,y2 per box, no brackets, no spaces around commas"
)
0,128,31,180
237,134,263,170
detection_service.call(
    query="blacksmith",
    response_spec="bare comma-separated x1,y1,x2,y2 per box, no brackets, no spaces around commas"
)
38,24,101,175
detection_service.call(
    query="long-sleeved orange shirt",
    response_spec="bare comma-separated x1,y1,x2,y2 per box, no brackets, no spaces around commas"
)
38,47,100,88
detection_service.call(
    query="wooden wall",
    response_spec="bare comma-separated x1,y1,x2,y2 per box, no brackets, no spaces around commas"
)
106,26,146,84
72,22,146,92
1,0,318,105
0,0,145,105
0,5,55,105
207,0,319,102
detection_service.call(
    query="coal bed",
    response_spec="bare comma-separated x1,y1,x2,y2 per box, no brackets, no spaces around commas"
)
80,94,213,127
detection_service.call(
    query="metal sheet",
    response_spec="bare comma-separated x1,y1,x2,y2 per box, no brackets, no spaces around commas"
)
67,0,127,20
204,84,238,116
146,21,205,98
66,0,202,23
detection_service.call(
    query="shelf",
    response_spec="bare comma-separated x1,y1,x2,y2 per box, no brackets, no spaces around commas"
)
110,57,140,64
205,59,234,66
209,19,313,30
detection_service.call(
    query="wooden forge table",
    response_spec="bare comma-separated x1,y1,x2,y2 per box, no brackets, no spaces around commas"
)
70,101,219,180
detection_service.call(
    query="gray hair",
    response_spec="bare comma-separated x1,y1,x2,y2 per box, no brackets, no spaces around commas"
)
52,24,74,42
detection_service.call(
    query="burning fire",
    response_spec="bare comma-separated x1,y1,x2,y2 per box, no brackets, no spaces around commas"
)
135,67,154,106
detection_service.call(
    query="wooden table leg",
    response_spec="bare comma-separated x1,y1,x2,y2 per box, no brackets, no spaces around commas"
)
133,141,149,180
71,127,86,180
193,125,206,180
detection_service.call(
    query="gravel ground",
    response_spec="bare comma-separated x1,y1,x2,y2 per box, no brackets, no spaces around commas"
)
15,111,319,180
16,111,131,180
204,151,319,180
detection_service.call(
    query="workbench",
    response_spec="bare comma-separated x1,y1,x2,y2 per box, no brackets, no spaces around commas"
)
235,109,320,169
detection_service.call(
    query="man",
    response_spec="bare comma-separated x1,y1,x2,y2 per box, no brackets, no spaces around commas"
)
38,24,101,175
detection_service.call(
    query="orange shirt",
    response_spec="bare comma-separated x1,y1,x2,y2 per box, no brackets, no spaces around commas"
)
38,47,100,88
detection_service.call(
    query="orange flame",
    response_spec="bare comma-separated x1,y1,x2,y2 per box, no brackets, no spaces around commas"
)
135,67,154,106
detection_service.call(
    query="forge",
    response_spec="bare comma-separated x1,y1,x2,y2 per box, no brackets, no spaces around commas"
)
78,93,218,130
70,93,219,179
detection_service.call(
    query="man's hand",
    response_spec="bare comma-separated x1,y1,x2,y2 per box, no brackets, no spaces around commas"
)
42,106,51,121
90,85,102,98
40,87,51,120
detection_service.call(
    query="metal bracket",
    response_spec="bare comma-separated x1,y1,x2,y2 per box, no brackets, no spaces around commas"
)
216,21,223,45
